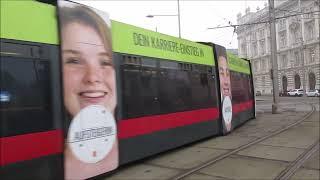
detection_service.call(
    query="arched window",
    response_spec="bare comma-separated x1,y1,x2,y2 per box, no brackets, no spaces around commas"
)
309,72,316,90
282,76,288,92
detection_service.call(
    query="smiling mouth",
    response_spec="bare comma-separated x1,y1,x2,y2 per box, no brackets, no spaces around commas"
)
79,91,108,107
79,91,107,98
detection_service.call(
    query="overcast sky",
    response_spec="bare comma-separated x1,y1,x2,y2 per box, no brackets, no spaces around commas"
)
73,0,268,49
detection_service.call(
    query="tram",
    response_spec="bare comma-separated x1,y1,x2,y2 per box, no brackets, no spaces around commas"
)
112,21,221,164
0,0,255,179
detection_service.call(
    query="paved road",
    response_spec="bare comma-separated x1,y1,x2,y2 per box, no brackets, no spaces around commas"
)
256,96,320,112
103,96,319,180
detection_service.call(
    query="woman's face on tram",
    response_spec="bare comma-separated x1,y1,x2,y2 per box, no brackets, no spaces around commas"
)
62,22,116,117
218,56,231,98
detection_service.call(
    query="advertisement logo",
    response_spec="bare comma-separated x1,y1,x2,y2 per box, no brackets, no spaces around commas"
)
222,96,232,132
67,105,116,163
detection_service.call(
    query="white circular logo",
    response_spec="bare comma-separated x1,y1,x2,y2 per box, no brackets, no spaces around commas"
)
222,96,232,131
67,105,116,163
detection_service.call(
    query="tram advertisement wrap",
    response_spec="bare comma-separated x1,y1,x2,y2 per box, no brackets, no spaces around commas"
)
58,1,118,179
227,53,255,128
111,21,214,66
215,45,233,134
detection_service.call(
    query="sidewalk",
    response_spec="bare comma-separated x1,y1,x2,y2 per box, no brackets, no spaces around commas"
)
256,100,312,114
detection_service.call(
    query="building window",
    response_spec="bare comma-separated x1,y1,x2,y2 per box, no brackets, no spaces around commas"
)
262,76,265,87
293,29,300,43
309,48,315,63
241,43,247,56
283,55,288,68
268,58,272,68
259,29,265,39
279,32,287,48
304,7,314,18
280,54,288,69
260,58,268,71
265,59,269,70
259,40,265,55
290,22,301,44
252,42,258,56
279,19,286,31
266,28,270,38
267,37,271,52
305,21,314,41
254,61,259,72
294,51,300,66
251,32,257,41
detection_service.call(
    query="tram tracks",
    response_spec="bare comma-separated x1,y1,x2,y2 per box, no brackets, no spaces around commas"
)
171,104,317,180
275,140,319,180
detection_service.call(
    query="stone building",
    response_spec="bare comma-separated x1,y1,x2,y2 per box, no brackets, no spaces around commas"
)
237,0,320,95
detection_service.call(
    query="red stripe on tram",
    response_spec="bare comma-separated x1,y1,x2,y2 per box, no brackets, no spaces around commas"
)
232,100,254,114
0,129,63,166
118,107,219,139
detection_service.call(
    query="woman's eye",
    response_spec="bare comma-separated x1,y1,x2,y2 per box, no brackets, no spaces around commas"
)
65,58,80,64
100,59,113,66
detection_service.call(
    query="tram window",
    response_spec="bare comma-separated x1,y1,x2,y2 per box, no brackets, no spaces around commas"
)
123,55,141,65
230,72,241,103
121,65,143,118
230,71,253,104
194,65,206,73
243,75,252,100
141,58,157,67
120,56,219,119
0,57,52,136
159,61,179,69
190,71,212,109
141,67,159,115
182,64,192,71
36,61,51,82
1,58,50,107
0,42,40,59
200,73,208,87
159,69,174,113
172,70,190,111
248,76,253,96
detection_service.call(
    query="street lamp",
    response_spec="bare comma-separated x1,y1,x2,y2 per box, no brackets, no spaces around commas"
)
146,0,181,38
146,14,159,32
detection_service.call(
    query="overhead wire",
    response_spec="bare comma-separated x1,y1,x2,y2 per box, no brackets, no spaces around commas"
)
276,7,302,14
207,10,320,30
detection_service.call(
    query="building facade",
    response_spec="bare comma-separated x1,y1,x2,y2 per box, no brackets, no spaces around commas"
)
237,0,320,95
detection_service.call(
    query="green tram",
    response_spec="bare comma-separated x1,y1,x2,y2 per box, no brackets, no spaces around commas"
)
112,21,221,164
0,1,255,179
